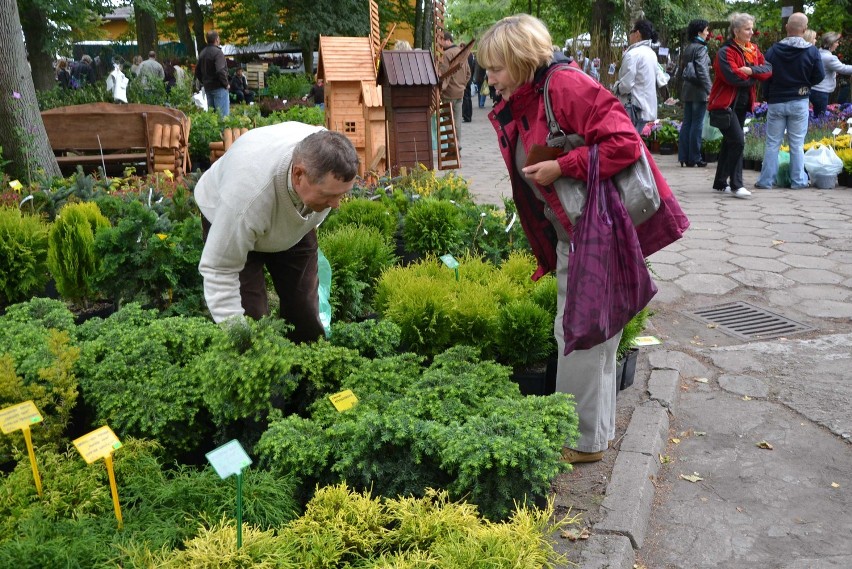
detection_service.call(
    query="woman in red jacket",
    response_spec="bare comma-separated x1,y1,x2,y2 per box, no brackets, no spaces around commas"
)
707,13,772,198
478,14,689,464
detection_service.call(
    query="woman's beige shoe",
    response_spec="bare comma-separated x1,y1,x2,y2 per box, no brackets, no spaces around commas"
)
561,447,605,464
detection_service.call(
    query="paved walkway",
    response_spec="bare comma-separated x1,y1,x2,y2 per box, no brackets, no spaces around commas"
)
450,104,852,568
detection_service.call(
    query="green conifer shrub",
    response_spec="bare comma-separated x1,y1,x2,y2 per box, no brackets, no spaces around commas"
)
0,206,49,306
47,201,111,304
401,198,467,258
320,198,398,243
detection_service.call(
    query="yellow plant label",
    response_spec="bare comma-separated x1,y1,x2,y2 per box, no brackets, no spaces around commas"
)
329,389,358,412
633,336,662,346
0,401,43,434
73,426,122,464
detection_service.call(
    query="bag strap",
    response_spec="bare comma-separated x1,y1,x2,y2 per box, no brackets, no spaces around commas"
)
543,64,585,149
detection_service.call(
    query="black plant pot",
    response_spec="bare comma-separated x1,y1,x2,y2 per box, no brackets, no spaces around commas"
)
839,171,852,188
511,357,557,396
616,347,639,393
658,143,676,155
753,159,763,172
703,152,718,163
742,158,754,170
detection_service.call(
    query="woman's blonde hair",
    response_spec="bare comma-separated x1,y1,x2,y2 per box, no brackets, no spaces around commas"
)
727,13,755,41
477,14,554,86
803,29,817,45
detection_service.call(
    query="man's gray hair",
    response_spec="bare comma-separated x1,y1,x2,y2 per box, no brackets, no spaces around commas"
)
293,131,359,183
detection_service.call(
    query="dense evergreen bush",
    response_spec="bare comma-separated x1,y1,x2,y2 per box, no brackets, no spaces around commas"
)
329,319,402,359
0,207,50,306
257,346,577,519
47,201,111,304
318,224,397,321
320,197,398,243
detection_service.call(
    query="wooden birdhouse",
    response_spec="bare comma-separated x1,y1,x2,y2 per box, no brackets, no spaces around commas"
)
377,49,439,174
317,35,384,176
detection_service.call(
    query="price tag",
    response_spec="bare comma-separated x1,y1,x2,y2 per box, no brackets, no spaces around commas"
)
847,117,852,124
633,336,662,346
206,439,252,480
329,389,358,412
743,127,749,134
73,426,122,464
833,127,842,136
0,401,42,434
440,254,459,269
744,118,752,125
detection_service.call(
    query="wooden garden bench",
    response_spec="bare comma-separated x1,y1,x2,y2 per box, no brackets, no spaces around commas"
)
209,127,249,163
41,103,192,178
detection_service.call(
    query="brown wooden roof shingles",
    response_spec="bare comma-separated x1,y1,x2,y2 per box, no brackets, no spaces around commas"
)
378,50,438,87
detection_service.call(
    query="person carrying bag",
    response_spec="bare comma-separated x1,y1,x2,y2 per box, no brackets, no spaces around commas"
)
478,14,690,465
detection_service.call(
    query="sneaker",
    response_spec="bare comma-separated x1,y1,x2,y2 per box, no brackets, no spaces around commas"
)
754,183,773,189
714,185,731,193
561,447,605,464
731,187,752,199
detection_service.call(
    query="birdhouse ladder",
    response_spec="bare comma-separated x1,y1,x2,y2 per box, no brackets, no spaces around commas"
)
437,100,460,170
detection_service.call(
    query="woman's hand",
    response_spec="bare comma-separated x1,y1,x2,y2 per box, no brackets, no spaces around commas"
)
738,66,753,76
522,160,562,186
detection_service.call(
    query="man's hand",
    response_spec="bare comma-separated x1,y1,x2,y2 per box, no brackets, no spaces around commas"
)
522,159,562,186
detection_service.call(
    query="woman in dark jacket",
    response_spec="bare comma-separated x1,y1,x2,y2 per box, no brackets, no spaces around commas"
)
707,12,772,198
678,19,712,167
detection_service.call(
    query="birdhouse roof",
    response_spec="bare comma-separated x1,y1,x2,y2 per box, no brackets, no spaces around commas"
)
318,36,376,82
378,50,438,86
360,81,383,107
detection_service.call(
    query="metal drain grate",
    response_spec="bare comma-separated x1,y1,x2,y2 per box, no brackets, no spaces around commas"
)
685,301,815,341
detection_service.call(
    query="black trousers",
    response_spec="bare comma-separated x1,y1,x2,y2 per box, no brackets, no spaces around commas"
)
202,216,323,344
462,85,473,122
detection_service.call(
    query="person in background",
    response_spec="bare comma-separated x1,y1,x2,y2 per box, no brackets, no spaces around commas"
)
393,40,412,50
130,55,143,76
810,32,852,117
477,14,689,464
678,19,712,168
56,58,72,89
754,12,824,190
438,31,472,149
615,19,660,132
589,57,601,82
707,12,772,198
195,30,231,117
803,29,817,45
230,67,255,104
303,78,325,108
72,54,97,87
196,124,359,343
136,51,165,87
461,44,475,122
172,58,189,89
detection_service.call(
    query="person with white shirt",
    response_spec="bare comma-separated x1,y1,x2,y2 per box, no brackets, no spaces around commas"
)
615,19,660,132
195,123,359,342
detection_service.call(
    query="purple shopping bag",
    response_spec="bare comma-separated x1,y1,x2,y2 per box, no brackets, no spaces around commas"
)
562,146,657,355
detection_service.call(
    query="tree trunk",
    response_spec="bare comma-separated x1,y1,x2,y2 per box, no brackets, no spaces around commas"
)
134,4,159,56
19,4,55,92
188,0,207,56
172,0,196,60
0,0,60,181
413,0,422,49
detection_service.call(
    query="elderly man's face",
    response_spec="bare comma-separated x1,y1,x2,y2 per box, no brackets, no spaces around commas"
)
292,164,353,212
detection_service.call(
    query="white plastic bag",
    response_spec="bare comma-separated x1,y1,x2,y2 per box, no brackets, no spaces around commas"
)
105,64,128,104
192,87,208,112
656,64,670,88
804,143,843,177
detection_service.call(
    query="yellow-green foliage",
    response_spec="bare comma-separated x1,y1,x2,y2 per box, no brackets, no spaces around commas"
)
0,329,79,462
375,254,556,364
148,484,573,568
47,201,111,304
0,206,50,305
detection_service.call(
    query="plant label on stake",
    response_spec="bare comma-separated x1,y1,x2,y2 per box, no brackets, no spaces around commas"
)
440,254,460,281
633,336,662,346
329,389,358,412
73,426,123,528
0,400,44,497
206,440,252,549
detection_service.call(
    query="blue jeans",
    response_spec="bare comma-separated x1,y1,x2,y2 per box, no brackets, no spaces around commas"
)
207,87,230,118
809,90,829,117
678,101,707,164
756,98,809,188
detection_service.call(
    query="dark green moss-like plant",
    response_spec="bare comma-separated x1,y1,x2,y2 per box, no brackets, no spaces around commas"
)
47,201,111,305
257,346,577,520
329,319,402,359
0,206,49,306
75,306,221,459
